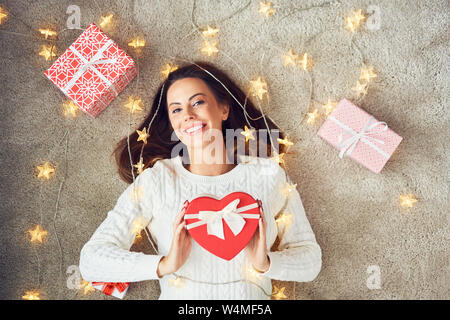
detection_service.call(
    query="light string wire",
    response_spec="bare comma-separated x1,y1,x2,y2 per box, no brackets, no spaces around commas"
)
128,0,345,299
0,0,371,299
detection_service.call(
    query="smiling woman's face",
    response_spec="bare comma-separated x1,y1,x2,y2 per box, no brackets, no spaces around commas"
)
167,77,229,148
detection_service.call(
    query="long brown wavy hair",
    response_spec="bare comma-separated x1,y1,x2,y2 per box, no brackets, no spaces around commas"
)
112,61,287,184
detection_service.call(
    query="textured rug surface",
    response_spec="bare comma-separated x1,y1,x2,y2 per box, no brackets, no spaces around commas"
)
0,0,448,299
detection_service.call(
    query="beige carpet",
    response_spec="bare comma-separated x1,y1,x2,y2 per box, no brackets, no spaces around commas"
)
0,0,448,299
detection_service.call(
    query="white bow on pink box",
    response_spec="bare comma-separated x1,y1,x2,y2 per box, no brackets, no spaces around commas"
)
317,99,403,174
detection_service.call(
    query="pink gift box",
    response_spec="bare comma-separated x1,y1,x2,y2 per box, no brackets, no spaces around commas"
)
44,23,137,118
317,99,403,173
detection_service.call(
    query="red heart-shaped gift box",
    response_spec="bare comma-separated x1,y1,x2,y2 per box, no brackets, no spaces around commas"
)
184,192,260,261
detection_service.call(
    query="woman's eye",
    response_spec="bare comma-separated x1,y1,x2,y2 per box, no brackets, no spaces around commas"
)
194,100,204,106
172,108,181,113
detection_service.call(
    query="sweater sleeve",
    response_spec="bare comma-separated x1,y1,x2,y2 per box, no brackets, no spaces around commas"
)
261,163,322,282
79,169,164,283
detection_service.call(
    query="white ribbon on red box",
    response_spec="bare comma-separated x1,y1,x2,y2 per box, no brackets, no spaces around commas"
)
184,199,259,240
62,39,118,96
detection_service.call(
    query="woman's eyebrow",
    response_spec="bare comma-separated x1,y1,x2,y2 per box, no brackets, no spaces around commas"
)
168,93,206,107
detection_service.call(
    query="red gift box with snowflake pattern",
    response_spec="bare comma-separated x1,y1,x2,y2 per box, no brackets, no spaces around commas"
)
44,23,137,118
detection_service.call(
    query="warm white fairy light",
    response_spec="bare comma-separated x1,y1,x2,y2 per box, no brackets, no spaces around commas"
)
280,182,297,199
28,225,48,244
360,66,377,82
345,9,366,33
133,157,145,174
80,280,95,295
306,108,319,125
322,99,337,116
399,194,418,208
136,127,150,144
249,76,268,100
277,137,293,148
297,53,309,70
202,25,219,37
63,100,79,118
0,7,8,24
128,38,145,48
127,185,144,204
38,45,56,61
168,276,186,288
200,40,219,56
99,14,113,28
130,216,148,236
259,1,275,18
124,96,144,113
275,212,293,228
351,80,368,97
38,28,57,39
160,63,179,79
36,161,55,180
271,285,287,300
22,290,40,300
281,49,298,67
240,125,256,142
271,151,286,165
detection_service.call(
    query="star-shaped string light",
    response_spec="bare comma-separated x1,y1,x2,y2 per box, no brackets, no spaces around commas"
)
202,25,219,37
0,7,8,24
240,125,255,142
168,276,186,288
360,66,377,83
399,194,418,208
200,40,219,56
136,128,150,144
160,63,178,79
322,99,337,116
128,38,145,48
275,212,293,228
39,45,56,61
22,290,40,300
306,108,319,125
272,285,288,300
281,49,298,67
249,76,268,100
80,280,95,295
351,80,368,97
99,14,113,28
280,182,297,199
127,185,144,204
38,28,57,39
133,157,145,174
124,96,144,113
28,225,48,244
277,137,294,148
345,9,366,33
271,151,285,165
63,101,79,118
297,53,309,70
36,161,55,180
259,1,275,18
130,216,148,236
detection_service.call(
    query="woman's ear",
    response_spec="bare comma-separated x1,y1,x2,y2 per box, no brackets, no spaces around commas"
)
221,104,230,121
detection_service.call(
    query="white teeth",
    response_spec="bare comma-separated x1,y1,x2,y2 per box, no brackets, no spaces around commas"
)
186,124,204,133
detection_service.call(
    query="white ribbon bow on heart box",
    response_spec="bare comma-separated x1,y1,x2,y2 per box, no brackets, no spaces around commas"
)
185,199,260,240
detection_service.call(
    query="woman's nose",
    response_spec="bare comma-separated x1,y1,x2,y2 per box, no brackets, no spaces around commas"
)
183,107,196,121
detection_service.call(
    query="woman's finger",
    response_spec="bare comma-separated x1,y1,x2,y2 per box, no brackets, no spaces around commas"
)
174,200,189,228
258,200,266,223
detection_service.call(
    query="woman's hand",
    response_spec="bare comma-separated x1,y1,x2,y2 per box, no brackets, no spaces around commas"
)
157,200,192,278
245,199,270,273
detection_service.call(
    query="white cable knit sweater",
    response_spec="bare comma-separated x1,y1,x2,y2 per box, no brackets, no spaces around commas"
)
79,155,322,299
